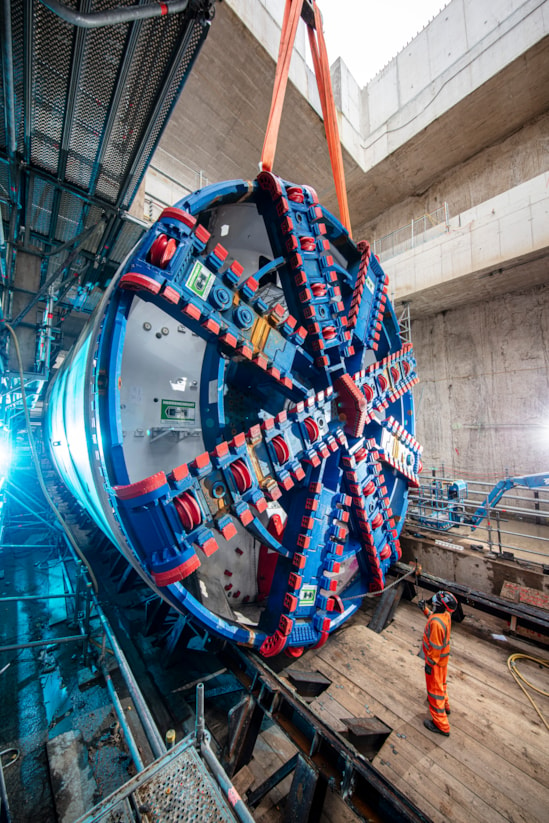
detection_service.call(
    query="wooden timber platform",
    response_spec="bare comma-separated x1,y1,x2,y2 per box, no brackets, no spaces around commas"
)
248,598,549,823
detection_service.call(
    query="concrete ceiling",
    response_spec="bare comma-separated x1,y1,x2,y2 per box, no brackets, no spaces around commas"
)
396,248,549,320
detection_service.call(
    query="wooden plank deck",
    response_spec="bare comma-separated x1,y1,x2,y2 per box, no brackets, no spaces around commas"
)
276,598,549,823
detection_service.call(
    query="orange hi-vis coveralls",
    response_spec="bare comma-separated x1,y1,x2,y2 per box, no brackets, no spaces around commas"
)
422,607,452,734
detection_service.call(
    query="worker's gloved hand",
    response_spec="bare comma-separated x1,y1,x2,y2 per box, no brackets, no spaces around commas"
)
418,599,426,610
424,664,433,675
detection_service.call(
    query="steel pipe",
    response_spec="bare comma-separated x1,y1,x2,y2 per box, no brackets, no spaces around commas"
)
0,748,11,823
39,0,190,28
102,666,145,772
92,595,167,759
1,0,17,158
199,737,255,823
0,595,75,602
0,635,85,653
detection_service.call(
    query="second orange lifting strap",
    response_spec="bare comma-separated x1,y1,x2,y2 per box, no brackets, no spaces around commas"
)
260,0,352,237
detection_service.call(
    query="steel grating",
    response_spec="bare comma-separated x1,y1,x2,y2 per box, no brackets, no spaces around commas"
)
117,16,209,210
76,738,237,823
109,219,146,265
1,0,215,296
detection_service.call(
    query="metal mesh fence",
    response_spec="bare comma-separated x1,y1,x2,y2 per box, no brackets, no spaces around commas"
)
373,203,449,261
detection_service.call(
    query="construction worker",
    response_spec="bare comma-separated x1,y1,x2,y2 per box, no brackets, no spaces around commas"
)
418,590,458,737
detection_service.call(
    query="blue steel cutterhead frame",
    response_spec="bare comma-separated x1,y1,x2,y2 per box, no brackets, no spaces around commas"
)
45,174,422,658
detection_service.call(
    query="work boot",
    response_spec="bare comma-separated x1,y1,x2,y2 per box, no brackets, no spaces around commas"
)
423,718,450,737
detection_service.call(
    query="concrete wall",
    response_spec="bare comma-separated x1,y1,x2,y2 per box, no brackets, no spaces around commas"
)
400,536,549,598
364,109,549,241
227,0,549,175
411,281,549,477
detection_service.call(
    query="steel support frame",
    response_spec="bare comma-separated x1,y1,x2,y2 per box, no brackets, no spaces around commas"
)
222,646,433,823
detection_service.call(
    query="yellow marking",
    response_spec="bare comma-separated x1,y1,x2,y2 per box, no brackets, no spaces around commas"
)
250,317,270,352
248,445,268,484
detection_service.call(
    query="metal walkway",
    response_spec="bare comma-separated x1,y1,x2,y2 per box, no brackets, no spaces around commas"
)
0,0,215,303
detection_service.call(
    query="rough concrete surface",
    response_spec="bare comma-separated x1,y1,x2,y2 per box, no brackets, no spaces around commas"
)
364,109,549,242
400,535,549,598
46,730,98,823
410,281,549,477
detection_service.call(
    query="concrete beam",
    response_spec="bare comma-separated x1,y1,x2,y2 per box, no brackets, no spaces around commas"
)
384,172,549,316
360,0,549,167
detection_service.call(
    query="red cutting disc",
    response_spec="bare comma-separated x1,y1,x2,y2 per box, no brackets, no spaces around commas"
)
287,186,304,203
371,512,383,529
160,206,196,228
159,237,178,268
149,234,168,267
231,459,252,494
300,236,316,252
303,416,320,442
272,435,290,464
174,492,202,531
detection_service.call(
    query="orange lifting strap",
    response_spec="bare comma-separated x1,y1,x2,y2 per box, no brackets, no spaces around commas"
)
260,0,352,237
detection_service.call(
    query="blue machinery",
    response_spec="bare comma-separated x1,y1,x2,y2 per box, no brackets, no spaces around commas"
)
46,174,422,657
413,473,549,532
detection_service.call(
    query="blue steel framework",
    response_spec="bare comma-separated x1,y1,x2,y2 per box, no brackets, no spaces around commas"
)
47,174,422,657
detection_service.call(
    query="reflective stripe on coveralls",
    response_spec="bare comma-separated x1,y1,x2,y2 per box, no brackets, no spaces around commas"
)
423,611,451,734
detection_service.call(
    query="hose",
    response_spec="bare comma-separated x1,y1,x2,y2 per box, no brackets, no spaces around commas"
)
341,567,416,602
507,653,549,731
39,0,190,29
1,321,99,592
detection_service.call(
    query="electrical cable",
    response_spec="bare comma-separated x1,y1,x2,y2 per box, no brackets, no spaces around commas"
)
341,567,416,601
1,321,98,592
507,653,549,732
